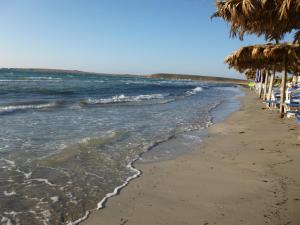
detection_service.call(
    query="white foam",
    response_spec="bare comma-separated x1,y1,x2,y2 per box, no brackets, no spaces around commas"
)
24,172,32,179
28,76,62,81
3,191,16,196
1,216,13,225
0,77,62,82
133,94,164,101
0,103,56,113
0,80,35,82
30,178,55,186
85,93,164,105
186,87,203,96
15,168,32,179
79,137,92,144
193,87,203,92
66,211,89,225
50,196,59,203
96,156,141,210
67,155,142,225
3,211,18,217
0,158,16,167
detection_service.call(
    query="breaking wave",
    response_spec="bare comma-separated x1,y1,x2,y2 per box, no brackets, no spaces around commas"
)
0,101,58,114
82,94,165,105
0,77,62,82
186,87,203,96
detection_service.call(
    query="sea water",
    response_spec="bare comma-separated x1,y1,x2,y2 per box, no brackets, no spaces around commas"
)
0,70,243,225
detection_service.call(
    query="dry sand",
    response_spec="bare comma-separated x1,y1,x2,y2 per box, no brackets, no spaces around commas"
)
82,89,300,225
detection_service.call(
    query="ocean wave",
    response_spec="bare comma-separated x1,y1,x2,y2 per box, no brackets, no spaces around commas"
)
0,77,62,82
3,190,17,196
0,101,58,114
82,94,165,105
0,79,41,82
186,87,203,96
27,76,62,80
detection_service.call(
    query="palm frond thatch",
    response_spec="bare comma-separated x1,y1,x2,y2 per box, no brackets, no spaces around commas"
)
212,0,300,42
225,43,300,79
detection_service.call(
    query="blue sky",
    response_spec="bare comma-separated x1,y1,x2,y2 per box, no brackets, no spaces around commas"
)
0,0,293,78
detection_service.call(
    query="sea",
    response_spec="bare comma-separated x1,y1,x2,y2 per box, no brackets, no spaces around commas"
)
0,70,243,225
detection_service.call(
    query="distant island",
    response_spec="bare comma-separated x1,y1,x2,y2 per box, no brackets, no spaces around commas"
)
0,68,132,77
0,68,247,85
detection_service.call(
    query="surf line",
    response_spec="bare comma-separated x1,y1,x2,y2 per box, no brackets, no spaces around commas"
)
68,134,178,225
67,155,141,225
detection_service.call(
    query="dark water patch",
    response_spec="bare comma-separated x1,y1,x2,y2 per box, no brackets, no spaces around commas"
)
2,88,75,96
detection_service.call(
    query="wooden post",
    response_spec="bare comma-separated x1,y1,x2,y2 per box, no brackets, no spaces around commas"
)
279,56,287,118
293,73,299,84
258,70,264,98
258,70,263,98
263,70,269,101
292,74,296,84
267,67,275,107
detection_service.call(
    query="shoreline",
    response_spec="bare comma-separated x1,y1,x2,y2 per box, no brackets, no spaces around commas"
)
72,86,243,225
71,86,242,225
77,89,243,225
82,89,300,225
72,89,238,225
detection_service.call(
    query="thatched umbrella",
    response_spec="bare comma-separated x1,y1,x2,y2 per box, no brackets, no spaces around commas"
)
225,43,300,116
213,0,300,117
212,0,300,42
225,43,300,73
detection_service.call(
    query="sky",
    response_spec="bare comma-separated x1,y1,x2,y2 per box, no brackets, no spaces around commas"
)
0,0,294,79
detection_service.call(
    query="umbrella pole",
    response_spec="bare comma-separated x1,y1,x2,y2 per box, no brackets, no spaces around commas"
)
279,56,287,118
263,70,269,101
292,74,296,84
267,67,275,107
258,70,264,98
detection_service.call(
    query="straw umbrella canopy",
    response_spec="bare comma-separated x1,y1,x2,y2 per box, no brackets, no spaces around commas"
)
225,43,300,76
213,0,300,117
225,43,300,116
212,0,300,42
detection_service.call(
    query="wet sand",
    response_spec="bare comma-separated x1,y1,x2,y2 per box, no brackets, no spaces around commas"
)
82,89,300,225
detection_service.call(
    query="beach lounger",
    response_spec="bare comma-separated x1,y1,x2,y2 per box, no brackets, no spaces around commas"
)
286,102,300,107
264,100,280,104
265,89,281,109
285,85,300,118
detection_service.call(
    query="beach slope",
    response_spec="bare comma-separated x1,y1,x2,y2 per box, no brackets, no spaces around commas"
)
82,90,300,225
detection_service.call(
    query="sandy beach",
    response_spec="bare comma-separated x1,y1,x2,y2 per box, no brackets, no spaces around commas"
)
2,2,300,225
82,89,300,225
